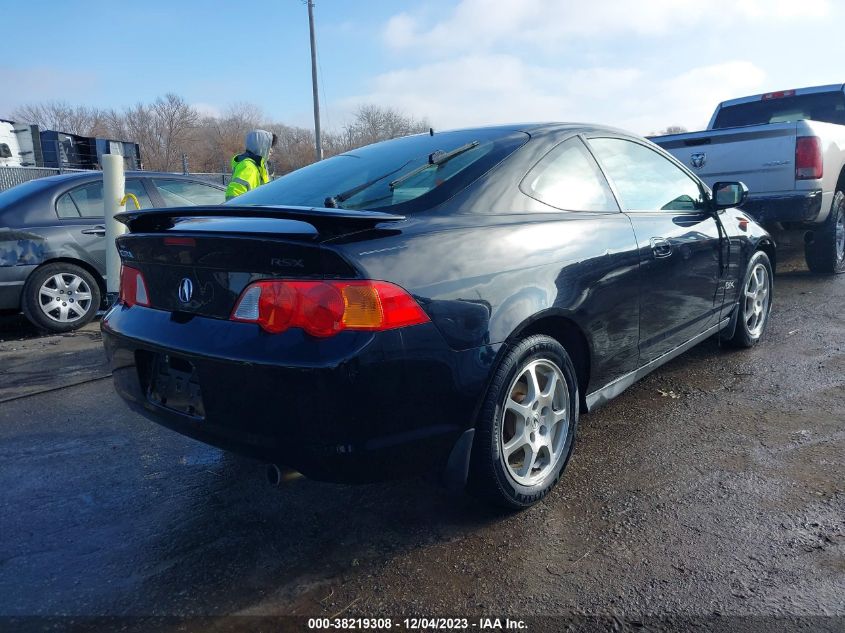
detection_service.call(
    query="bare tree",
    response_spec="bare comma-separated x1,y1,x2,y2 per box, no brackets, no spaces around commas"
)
9,96,431,174
151,94,200,171
193,103,265,172
340,104,430,150
656,125,688,136
11,101,108,136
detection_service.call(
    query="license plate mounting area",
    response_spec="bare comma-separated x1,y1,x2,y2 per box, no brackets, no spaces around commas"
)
147,353,205,419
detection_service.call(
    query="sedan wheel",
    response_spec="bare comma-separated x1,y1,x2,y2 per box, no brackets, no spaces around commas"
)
469,334,579,509
725,250,773,348
22,263,102,333
37,273,94,325
500,359,571,487
742,262,770,338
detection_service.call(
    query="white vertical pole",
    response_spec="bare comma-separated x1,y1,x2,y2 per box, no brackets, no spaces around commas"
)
102,154,126,300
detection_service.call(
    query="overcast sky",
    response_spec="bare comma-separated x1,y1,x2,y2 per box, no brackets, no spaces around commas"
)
2,0,843,135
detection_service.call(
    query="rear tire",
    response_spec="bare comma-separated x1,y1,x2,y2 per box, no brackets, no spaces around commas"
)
805,191,845,274
468,335,579,510
726,250,773,349
21,262,101,333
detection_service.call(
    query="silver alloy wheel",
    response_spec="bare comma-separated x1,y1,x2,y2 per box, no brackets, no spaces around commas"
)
500,358,570,487
743,262,770,337
836,213,845,263
37,273,93,324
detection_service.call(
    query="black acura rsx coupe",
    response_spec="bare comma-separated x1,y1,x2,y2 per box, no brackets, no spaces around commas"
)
102,124,775,508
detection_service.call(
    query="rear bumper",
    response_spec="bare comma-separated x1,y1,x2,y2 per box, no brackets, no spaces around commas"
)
0,265,35,310
101,304,499,483
740,190,823,225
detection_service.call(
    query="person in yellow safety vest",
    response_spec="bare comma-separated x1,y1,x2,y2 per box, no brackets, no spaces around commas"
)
225,129,278,200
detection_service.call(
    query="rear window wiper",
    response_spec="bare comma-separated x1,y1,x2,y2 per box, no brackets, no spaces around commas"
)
388,141,480,190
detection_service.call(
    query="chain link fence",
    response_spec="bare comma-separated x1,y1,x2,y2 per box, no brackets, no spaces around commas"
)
187,172,233,187
0,166,89,192
0,166,232,193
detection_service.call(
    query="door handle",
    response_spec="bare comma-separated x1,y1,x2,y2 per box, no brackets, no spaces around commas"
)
81,225,106,236
650,237,673,259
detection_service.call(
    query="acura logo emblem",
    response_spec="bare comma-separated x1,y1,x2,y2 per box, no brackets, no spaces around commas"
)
690,152,707,169
178,278,194,303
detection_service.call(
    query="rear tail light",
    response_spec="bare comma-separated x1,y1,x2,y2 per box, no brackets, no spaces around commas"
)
231,280,429,337
119,264,150,307
795,136,823,180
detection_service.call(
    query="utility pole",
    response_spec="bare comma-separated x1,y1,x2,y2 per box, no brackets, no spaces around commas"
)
307,0,323,160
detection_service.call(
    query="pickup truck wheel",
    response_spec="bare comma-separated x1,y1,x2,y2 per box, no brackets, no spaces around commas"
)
21,262,101,333
805,191,845,274
726,250,773,348
468,335,579,510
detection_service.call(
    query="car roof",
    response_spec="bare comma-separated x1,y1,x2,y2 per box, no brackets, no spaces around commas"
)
424,122,642,140
20,170,219,185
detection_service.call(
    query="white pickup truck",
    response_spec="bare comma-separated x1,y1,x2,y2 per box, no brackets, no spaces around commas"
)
651,84,845,273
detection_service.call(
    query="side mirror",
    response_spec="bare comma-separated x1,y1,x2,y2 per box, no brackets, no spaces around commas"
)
712,181,748,210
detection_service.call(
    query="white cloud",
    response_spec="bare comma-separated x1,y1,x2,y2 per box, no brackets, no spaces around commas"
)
342,56,767,135
355,0,832,135
621,61,768,133
384,0,831,54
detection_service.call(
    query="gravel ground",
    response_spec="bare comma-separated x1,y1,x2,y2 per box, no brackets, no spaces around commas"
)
0,238,842,630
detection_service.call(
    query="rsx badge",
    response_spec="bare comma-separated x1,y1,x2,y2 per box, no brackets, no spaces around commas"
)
270,258,305,268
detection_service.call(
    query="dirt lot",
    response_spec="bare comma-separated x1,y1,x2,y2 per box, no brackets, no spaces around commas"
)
0,238,842,630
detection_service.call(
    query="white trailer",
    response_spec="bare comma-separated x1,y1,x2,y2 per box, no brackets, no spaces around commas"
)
0,120,42,167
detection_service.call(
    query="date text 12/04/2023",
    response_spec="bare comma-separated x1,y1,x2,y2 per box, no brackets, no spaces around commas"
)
307,617,528,630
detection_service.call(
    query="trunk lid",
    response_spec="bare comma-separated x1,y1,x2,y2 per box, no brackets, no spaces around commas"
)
115,205,404,319
652,122,798,195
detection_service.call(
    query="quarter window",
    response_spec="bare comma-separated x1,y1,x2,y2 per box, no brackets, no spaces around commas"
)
522,137,618,212
56,193,80,218
589,138,705,212
67,182,104,217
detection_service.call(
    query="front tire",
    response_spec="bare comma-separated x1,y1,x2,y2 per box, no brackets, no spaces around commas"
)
21,262,101,333
468,335,579,510
805,190,845,274
726,250,773,348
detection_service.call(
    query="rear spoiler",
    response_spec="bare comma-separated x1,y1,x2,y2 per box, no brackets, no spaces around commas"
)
115,205,406,235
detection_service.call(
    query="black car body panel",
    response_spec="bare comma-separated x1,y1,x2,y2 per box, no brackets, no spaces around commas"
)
101,124,775,483
102,308,499,481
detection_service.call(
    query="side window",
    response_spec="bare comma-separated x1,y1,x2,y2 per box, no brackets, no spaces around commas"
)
56,193,80,218
589,138,706,212
521,137,618,212
125,180,153,209
68,182,104,218
152,179,225,206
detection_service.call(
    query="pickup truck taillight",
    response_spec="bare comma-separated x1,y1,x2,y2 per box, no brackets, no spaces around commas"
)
795,136,823,180
231,280,429,337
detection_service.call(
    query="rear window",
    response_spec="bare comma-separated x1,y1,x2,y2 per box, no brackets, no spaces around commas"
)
713,91,845,129
232,129,528,212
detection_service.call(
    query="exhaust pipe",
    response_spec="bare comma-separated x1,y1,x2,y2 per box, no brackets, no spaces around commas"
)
266,464,303,486
266,464,283,486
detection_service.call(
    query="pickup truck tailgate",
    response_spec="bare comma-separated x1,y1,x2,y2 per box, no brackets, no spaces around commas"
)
654,122,797,195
